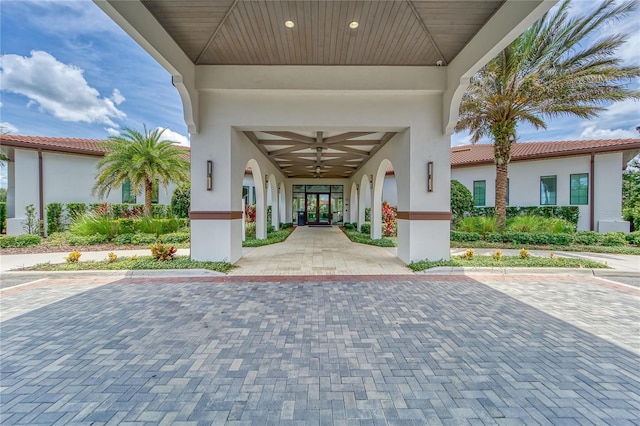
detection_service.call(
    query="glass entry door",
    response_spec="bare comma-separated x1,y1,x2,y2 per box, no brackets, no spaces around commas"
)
306,193,330,224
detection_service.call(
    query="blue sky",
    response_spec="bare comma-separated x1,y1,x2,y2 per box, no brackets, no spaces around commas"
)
0,0,638,157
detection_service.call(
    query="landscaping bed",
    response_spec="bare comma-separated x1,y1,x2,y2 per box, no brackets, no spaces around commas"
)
409,252,609,272
22,255,235,273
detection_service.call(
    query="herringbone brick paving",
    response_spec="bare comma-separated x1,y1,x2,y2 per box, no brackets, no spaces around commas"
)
1,276,639,425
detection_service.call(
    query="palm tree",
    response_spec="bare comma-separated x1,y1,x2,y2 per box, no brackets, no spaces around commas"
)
455,0,640,231
93,126,190,216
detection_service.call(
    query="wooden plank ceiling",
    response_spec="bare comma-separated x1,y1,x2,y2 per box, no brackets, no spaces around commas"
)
142,0,504,65
243,131,396,178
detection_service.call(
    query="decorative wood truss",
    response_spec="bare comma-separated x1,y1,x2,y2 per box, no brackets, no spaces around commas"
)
243,131,396,178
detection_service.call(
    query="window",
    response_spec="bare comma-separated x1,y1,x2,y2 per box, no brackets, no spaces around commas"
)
122,179,136,203
570,173,588,205
540,176,557,205
473,180,486,206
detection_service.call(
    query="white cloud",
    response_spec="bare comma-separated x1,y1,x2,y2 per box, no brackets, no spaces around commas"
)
0,122,19,134
105,127,120,136
111,89,125,105
579,125,637,140
157,127,190,146
0,50,126,126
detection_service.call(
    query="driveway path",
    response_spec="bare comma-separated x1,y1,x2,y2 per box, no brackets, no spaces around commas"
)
1,274,638,425
232,226,411,276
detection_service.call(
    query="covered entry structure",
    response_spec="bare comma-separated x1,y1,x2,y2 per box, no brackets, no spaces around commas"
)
96,0,553,264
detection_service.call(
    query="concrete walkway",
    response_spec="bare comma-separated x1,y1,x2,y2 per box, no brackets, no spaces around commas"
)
232,226,412,276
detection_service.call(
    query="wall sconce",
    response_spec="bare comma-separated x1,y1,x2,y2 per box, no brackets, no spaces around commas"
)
369,175,373,189
265,175,269,190
427,161,434,192
206,160,213,191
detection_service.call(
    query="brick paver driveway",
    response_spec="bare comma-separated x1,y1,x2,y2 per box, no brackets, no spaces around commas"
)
1,274,638,425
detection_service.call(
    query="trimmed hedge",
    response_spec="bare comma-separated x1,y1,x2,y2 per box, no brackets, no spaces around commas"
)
344,223,356,231
66,203,88,220
46,203,64,234
471,206,580,227
0,202,6,234
360,223,371,234
0,234,41,248
450,230,639,247
159,232,190,244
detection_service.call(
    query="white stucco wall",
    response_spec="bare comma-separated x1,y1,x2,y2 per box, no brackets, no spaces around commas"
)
451,152,626,232
6,148,180,235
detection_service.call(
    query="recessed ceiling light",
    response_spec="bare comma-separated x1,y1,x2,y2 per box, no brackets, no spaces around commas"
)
349,21,359,29
285,20,295,28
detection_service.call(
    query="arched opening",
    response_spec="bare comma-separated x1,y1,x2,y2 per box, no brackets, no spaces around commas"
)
358,174,372,235
372,159,397,241
278,182,286,225
349,182,359,225
267,174,278,231
243,159,266,240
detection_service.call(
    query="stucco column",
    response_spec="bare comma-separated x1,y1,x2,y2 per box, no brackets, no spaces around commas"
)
189,122,243,263
396,121,452,264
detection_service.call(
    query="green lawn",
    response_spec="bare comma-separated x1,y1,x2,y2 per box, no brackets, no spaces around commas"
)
450,240,640,255
342,230,397,247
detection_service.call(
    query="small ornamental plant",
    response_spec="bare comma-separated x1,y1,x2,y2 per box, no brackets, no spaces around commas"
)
130,255,138,261
549,252,555,259
519,248,530,259
65,251,81,263
460,248,474,260
492,249,503,261
150,243,177,261
107,252,118,263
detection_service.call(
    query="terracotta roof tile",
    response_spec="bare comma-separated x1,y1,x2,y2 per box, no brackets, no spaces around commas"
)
451,139,640,167
0,134,190,159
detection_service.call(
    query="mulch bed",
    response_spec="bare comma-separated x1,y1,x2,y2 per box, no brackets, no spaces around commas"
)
0,244,151,256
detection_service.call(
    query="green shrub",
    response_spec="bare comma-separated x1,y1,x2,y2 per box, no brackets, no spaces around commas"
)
136,217,180,235
112,233,135,245
152,204,170,219
625,232,640,246
245,222,256,238
506,216,574,234
131,233,158,245
360,222,371,234
0,202,6,234
117,218,136,234
280,222,294,229
70,214,120,240
110,203,131,218
67,233,109,246
344,223,356,231
159,232,190,244
0,234,41,248
601,232,628,247
171,183,190,219
450,231,480,242
177,218,189,229
44,231,71,246
46,203,64,234
23,204,40,235
66,203,87,220
573,231,603,246
472,206,579,227
364,208,371,222
484,232,503,243
456,216,497,235
450,180,474,222
343,230,396,247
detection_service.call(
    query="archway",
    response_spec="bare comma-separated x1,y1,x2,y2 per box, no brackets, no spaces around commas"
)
372,159,397,240
278,182,286,225
349,182,359,225
243,159,266,240
358,174,372,235
267,174,278,231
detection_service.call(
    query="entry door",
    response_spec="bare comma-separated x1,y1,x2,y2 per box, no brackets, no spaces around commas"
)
306,194,317,223
305,193,331,224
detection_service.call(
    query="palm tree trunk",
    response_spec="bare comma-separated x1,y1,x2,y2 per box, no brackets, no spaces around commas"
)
491,122,514,233
495,164,508,232
144,178,153,217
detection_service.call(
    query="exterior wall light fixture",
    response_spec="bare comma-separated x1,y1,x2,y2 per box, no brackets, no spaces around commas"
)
206,160,213,191
427,161,434,192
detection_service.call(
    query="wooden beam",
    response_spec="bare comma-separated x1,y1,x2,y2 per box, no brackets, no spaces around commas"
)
243,131,284,172
262,131,316,144
324,132,376,144
328,145,371,156
268,145,310,156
